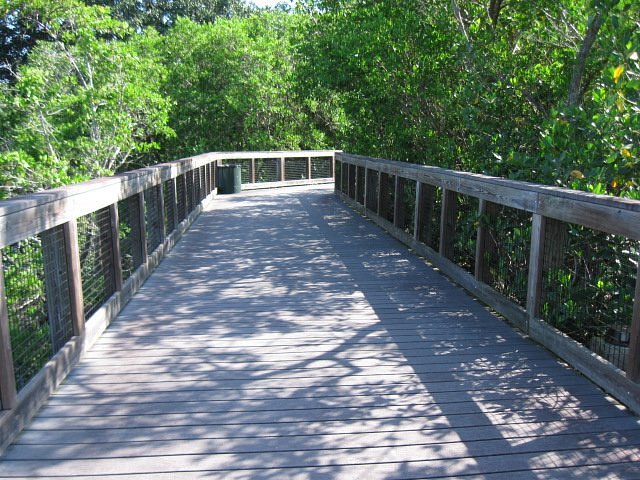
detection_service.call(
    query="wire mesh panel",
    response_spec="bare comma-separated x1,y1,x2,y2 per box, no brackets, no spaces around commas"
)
379,172,395,223
193,168,201,205
365,169,379,212
311,157,332,179
453,194,479,274
417,184,442,251
199,166,206,200
185,171,195,215
479,205,531,306
356,166,365,205
77,207,116,318
2,225,73,391
145,185,164,254
255,159,279,183
285,158,307,181
347,164,356,199
176,174,187,223
397,178,416,235
117,198,136,281
540,221,638,370
163,179,177,235
340,162,348,194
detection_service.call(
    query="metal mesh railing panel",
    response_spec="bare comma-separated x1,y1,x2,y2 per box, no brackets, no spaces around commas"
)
311,157,332,179
541,222,638,370
185,171,195,214
176,174,187,222
3,225,73,391
365,170,379,212
356,166,365,205
145,185,164,254
397,178,416,235
163,180,177,235
347,164,356,199
285,158,308,181
417,184,442,251
77,207,116,318
255,159,279,183
481,205,531,306
379,173,395,223
453,195,479,274
117,199,136,281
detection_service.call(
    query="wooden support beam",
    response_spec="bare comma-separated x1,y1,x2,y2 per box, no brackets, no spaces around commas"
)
439,189,457,260
394,176,406,229
0,256,17,410
280,156,286,182
251,159,256,184
377,171,383,216
109,204,124,293
63,219,85,337
526,214,546,325
627,259,640,381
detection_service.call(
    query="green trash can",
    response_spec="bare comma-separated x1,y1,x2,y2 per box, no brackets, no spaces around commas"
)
216,164,242,194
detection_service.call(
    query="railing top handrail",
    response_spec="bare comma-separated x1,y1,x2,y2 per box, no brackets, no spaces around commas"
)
339,152,640,240
0,150,338,248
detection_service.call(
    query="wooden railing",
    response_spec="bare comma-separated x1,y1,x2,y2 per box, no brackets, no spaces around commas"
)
0,150,336,451
335,152,640,414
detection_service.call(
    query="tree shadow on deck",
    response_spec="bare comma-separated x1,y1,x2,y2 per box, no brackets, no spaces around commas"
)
2,186,640,479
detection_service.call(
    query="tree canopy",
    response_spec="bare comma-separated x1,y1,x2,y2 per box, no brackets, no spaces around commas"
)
0,0,637,199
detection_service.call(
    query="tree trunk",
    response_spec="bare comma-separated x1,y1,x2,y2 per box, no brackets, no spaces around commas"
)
568,11,604,108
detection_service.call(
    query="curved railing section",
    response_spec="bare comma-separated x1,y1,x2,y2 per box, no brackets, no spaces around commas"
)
0,150,336,451
335,152,640,414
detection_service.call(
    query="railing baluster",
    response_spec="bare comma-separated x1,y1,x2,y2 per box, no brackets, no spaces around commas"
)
439,189,457,259
63,219,85,337
627,260,640,381
0,257,17,410
280,156,286,182
526,213,546,325
394,176,406,229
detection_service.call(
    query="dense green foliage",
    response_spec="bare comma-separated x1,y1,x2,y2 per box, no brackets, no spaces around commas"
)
1,0,637,198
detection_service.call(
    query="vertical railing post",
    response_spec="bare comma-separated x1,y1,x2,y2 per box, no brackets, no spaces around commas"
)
63,219,85,336
526,214,546,328
475,199,498,284
394,176,406,229
363,166,369,211
331,153,335,179
414,182,423,240
0,257,17,410
108,204,124,292
251,159,256,184
377,170,383,216
439,189,457,260
626,260,640,381
280,156,286,182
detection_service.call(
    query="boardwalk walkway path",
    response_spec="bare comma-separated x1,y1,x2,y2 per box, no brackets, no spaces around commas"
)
1,185,639,478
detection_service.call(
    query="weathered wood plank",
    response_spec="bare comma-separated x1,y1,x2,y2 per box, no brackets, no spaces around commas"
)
1,185,638,479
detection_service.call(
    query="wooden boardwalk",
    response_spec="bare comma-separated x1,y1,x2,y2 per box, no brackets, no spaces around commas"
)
1,185,639,479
